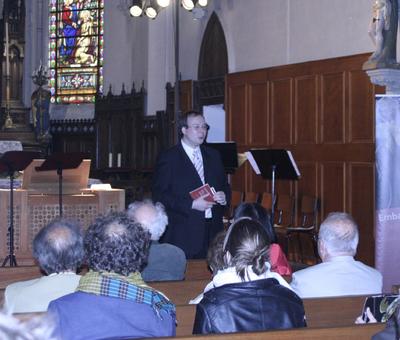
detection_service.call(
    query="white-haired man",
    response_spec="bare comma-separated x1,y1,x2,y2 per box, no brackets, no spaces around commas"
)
290,212,382,298
128,200,187,281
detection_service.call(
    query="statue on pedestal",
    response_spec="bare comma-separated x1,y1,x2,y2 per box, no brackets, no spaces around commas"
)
364,0,400,70
31,63,51,143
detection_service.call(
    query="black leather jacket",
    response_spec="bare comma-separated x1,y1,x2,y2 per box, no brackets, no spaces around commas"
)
192,278,306,334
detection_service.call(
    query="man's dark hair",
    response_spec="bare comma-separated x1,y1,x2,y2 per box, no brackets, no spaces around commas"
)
177,110,204,139
32,219,84,275
207,230,227,273
84,212,151,276
234,202,277,243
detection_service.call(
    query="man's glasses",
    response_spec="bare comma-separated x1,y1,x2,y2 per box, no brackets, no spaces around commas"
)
187,124,210,131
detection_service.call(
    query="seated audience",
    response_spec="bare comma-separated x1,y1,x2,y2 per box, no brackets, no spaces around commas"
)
192,218,306,334
0,310,54,340
5,219,84,313
290,212,383,298
127,199,186,281
189,230,228,303
234,202,292,276
48,212,176,340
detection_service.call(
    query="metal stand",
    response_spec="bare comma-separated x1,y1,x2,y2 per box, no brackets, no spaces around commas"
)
2,170,17,267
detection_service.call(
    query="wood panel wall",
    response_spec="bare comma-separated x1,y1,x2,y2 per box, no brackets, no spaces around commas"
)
226,53,384,266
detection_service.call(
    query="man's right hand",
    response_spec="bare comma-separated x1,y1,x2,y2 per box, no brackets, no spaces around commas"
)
192,197,215,211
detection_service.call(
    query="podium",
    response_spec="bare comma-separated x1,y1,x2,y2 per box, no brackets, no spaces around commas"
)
246,149,300,225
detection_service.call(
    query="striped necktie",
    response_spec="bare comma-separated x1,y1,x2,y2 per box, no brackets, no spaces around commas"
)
193,148,204,184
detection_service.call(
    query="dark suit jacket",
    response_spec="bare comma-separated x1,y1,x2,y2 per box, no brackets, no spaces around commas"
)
152,142,231,258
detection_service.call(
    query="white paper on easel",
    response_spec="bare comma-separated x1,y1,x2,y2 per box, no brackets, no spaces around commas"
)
245,151,261,175
287,150,301,177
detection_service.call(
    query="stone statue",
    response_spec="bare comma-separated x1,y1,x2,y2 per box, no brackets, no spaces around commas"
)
364,0,400,69
31,63,51,141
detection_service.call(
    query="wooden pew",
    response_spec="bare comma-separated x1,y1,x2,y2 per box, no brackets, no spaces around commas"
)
0,261,211,290
13,311,384,340
151,279,209,305
185,260,211,280
174,295,372,336
169,324,385,340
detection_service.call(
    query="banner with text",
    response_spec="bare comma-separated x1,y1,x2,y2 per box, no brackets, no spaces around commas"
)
376,95,400,292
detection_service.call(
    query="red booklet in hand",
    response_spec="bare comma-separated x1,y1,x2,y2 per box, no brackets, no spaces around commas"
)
190,183,216,202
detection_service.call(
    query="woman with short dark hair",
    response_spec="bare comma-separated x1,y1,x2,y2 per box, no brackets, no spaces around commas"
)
192,218,306,334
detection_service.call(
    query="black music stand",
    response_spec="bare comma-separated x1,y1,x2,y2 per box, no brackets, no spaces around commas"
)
0,151,40,267
206,142,238,174
35,152,88,217
246,149,300,225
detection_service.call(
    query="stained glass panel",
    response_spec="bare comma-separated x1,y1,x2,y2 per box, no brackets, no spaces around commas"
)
49,0,104,104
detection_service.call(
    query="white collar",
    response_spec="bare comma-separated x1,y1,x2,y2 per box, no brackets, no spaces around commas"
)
181,140,201,160
48,271,76,277
212,264,292,291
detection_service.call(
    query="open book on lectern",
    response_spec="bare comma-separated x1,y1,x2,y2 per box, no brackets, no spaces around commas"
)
245,149,301,180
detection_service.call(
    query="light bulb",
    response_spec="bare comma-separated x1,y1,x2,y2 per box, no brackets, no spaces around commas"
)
181,0,194,11
146,7,157,18
157,0,170,7
129,5,143,17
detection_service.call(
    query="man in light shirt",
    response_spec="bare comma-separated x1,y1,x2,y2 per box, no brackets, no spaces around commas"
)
290,212,382,298
5,219,84,312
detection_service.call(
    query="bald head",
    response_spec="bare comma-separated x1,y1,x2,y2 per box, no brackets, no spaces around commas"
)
33,219,84,275
318,212,359,261
127,200,168,241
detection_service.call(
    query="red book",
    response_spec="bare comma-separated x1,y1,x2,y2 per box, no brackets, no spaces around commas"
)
189,183,216,202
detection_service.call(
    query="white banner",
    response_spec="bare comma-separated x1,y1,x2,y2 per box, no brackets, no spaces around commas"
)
375,95,400,292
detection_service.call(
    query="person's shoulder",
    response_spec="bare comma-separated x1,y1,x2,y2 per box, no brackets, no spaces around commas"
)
6,277,42,293
156,144,182,161
157,243,186,257
292,262,326,278
355,260,383,278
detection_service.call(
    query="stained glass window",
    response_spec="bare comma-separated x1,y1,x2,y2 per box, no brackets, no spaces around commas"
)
49,0,104,104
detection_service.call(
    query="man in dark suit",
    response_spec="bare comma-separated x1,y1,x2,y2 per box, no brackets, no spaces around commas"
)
152,111,231,259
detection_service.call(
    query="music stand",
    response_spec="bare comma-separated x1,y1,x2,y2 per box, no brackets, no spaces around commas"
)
0,151,40,267
245,149,300,225
35,152,88,216
206,142,239,174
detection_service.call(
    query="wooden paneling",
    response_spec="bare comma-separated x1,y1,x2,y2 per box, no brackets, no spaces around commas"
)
270,78,292,145
321,162,346,215
295,76,318,144
227,84,247,145
349,162,375,264
348,70,375,143
249,81,269,145
321,72,345,144
226,53,378,265
180,80,193,114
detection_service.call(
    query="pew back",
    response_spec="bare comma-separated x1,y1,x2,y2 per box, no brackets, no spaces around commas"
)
175,295,371,336
151,279,208,305
167,324,385,340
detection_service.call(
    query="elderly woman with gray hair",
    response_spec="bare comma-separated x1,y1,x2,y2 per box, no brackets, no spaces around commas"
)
192,218,306,334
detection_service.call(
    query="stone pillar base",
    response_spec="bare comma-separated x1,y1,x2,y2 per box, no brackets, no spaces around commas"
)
366,69,400,94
